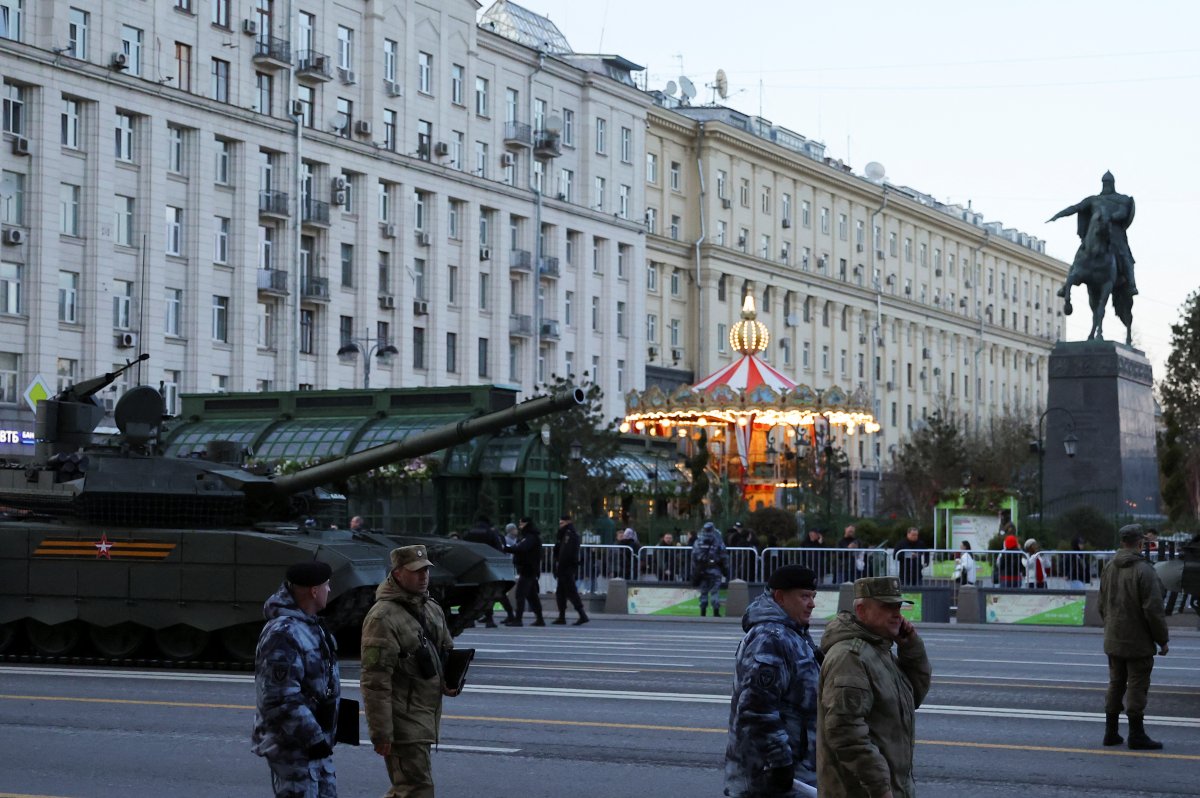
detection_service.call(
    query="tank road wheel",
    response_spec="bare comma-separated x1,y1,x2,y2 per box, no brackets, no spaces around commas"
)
0,621,17,654
88,623,147,658
220,623,263,663
153,625,211,660
26,620,83,656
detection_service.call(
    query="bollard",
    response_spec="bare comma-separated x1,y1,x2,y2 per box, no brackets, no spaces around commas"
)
1083,586,1103,627
837,582,856,614
604,578,629,614
956,585,980,624
725,579,750,618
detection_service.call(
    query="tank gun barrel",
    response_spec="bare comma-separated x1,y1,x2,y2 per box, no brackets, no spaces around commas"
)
270,388,584,495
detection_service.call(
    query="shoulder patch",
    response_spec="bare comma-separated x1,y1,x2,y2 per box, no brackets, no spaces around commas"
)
849,638,865,654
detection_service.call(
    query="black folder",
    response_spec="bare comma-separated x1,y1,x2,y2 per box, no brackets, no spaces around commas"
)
444,648,476,693
335,697,360,746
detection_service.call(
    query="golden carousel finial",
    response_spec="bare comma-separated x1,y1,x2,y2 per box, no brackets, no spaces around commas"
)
729,294,769,355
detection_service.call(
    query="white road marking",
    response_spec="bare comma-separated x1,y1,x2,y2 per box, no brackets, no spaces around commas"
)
355,741,521,753
962,659,1200,672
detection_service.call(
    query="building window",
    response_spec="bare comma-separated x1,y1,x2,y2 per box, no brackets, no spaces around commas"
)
762,187,772,214
417,51,432,94
174,41,192,90
165,206,183,255
211,295,228,341
168,125,185,173
68,7,89,58
647,262,659,291
340,243,354,287
377,251,391,293
616,301,626,336
382,39,398,83
620,126,631,162
211,0,230,27
591,296,600,331
595,117,606,154
562,108,574,145
114,112,135,161
670,161,681,191
505,88,519,123
114,195,133,245
647,153,658,183
213,216,229,263
1,81,23,136
451,64,464,104
717,323,727,353
475,141,488,178
383,109,397,152
647,313,658,342
838,213,848,240
59,183,81,236
337,25,353,70
58,271,78,323
479,272,490,310
214,137,231,184
618,184,630,219
475,77,489,116
477,337,489,377
61,97,80,148
447,264,458,303
670,318,680,346
820,206,830,234
165,288,182,336
121,25,143,75
413,258,426,300
801,200,811,228
299,309,314,353
593,177,605,210
446,332,458,373
112,280,133,329
211,58,230,102
254,72,273,115
564,291,573,326
740,179,750,207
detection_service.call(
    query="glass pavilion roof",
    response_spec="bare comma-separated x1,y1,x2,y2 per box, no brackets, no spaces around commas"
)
480,1,573,54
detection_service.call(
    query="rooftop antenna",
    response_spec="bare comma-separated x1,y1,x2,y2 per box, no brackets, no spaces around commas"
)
678,75,697,106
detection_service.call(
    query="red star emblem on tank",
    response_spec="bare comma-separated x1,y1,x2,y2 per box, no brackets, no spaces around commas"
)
94,533,113,559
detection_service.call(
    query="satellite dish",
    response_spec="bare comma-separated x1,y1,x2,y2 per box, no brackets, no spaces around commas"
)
679,76,697,103
715,69,729,100
664,80,678,97
864,161,887,182
329,113,348,132
543,114,563,134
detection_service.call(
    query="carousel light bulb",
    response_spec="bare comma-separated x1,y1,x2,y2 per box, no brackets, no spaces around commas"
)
619,422,630,433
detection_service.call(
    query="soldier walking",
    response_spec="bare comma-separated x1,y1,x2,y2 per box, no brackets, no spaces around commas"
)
691,522,728,617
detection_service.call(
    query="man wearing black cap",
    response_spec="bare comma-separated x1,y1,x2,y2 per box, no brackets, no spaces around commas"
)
1100,524,1170,749
724,565,822,797
817,576,931,798
361,544,458,797
251,560,342,798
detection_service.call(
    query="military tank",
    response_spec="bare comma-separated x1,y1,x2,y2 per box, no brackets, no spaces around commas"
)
0,355,582,660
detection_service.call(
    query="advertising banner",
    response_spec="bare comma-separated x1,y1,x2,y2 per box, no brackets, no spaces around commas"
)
985,593,1085,625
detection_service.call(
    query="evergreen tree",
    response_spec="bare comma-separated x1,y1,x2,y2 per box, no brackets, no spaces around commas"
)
1158,289,1200,520
537,375,623,522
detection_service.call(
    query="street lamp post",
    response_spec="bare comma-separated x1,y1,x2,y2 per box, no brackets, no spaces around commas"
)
337,328,399,389
1032,407,1079,535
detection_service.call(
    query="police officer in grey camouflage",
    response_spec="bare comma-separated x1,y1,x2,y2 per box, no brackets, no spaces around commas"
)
692,521,729,617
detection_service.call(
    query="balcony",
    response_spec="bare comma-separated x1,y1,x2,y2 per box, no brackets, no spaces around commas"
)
257,268,289,295
295,50,333,82
510,249,533,273
252,35,292,69
509,314,533,337
540,318,560,339
533,130,562,160
301,275,330,302
503,121,532,149
538,256,560,279
258,190,290,218
302,197,330,227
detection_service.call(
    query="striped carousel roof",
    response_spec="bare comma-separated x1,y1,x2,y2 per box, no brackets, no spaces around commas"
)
692,353,797,393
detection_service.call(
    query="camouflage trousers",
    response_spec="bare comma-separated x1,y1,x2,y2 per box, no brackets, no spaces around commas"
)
267,756,336,798
1106,654,1155,716
697,573,722,613
384,742,434,798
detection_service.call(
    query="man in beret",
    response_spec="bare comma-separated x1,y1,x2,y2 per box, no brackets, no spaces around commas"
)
724,565,822,797
1100,524,1170,749
361,545,458,797
252,560,342,798
817,577,931,798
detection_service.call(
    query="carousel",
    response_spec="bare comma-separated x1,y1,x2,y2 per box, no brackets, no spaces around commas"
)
623,295,880,511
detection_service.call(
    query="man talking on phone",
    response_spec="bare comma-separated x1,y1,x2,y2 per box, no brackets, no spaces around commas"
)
816,577,931,798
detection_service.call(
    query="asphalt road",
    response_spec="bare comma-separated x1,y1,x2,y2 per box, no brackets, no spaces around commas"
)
0,616,1197,798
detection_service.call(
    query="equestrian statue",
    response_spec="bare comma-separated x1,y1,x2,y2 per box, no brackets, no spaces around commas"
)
1047,171,1136,345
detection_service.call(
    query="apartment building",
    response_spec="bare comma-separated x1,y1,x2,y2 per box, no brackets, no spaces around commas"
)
0,0,647,457
642,101,1069,511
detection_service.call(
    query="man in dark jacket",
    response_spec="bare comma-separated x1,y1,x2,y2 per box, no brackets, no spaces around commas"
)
892,527,928,586
505,517,546,626
464,515,515,627
553,514,589,625
1100,524,1170,749
724,566,822,797
818,577,931,798
252,561,342,798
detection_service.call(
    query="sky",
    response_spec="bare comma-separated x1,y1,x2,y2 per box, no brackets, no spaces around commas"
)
496,0,1200,383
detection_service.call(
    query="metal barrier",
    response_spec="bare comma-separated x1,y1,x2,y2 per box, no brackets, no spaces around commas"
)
537,543,635,595
634,546,762,583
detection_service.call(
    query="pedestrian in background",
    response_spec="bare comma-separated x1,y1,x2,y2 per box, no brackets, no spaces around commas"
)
1024,538,1049,589
1100,524,1170,750
251,561,341,798
835,525,858,584
893,527,928,586
724,566,822,797
818,576,932,798
505,517,546,626
953,540,977,586
994,534,1026,588
360,545,459,797
692,521,728,617
800,528,827,585
1063,535,1091,589
553,514,589,625
463,515,513,627
616,527,642,580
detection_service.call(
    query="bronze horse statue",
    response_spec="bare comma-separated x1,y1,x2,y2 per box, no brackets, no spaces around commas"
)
1049,172,1136,345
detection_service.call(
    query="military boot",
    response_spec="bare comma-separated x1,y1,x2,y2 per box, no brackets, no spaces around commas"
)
1126,715,1163,750
700,605,707,617
712,607,721,617
1102,713,1123,746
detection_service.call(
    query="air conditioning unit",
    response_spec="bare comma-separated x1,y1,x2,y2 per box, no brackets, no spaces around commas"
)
858,334,867,344
11,137,29,156
381,224,397,239
671,347,684,362
648,345,658,359
782,218,792,229
737,235,747,247
785,313,799,327
886,381,895,391
933,367,941,376
311,55,328,72
817,257,827,270
434,141,450,156
354,120,372,136
856,243,864,252
332,175,349,192
1034,301,1040,309
2,228,25,245
289,99,304,117
379,294,396,310
385,80,403,98
500,152,515,168
922,348,931,359
556,193,567,201
720,197,732,209
413,300,429,316
242,19,258,35
110,52,129,70
904,285,912,295
959,298,968,308
935,268,943,277
885,274,896,285
415,231,431,247
920,369,928,380
341,69,357,85
479,247,492,261
117,331,138,349
332,189,348,206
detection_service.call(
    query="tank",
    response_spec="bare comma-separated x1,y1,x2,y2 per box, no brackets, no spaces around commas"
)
0,355,582,660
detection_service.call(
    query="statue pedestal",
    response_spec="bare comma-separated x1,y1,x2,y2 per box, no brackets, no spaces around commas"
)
1044,341,1159,519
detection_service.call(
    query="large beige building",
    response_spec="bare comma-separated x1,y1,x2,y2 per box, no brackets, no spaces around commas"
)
642,101,1068,511
0,0,647,453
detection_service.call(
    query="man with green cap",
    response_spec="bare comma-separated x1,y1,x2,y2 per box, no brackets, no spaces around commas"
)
817,576,931,798
1100,524,1169,750
361,545,458,797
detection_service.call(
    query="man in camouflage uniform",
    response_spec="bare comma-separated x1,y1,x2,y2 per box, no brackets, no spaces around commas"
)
724,565,822,797
817,577,931,798
691,521,728,617
252,561,342,798
361,545,458,797
1100,524,1170,749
